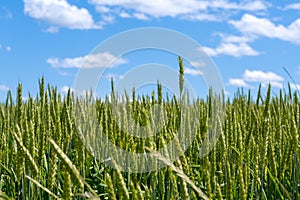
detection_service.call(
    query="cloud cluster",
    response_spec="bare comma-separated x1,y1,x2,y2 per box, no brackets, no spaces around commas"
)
227,69,300,89
24,1,300,61
229,14,300,44
23,0,300,51
23,0,101,31
206,11,300,57
47,52,127,68
89,0,268,19
22,1,300,50
23,0,269,31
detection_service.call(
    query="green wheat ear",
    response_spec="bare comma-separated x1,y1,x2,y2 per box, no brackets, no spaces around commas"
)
178,56,184,98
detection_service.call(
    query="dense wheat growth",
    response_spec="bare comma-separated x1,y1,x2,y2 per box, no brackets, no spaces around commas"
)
0,59,299,199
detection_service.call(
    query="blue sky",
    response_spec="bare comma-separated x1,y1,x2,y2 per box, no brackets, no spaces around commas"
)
0,0,300,101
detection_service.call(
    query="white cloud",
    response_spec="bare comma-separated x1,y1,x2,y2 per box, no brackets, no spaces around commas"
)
190,61,205,67
184,68,203,76
229,70,300,90
95,5,111,13
243,70,284,83
229,14,300,44
0,45,12,52
102,15,115,24
219,34,257,43
290,83,300,90
209,0,268,11
60,86,74,95
90,0,204,18
90,0,268,20
119,12,131,18
242,1,269,11
45,26,59,33
228,78,250,87
6,46,11,52
285,3,300,10
24,0,101,30
0,85,9,91
182,13,220,22
47,52,127,69
263,81,283,88
117,11,148,20
202,42,259,57
202,46,217,56
132,13,148,20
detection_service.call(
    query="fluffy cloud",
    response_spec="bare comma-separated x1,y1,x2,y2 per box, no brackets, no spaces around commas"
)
220,34,257,43
290,83,300,90
229,14,300,44
47,52,127,68
90,0,268,20
90,0,203,18
241,1,269,11
24,0,101,30
190,61,205,67
264,81,283,88
208,0,268,11
202,42,259,57
228,70,289,89
243,70,284,83
0,85,9,91
285,3,300,10
228,78,250,87
184,68,203,76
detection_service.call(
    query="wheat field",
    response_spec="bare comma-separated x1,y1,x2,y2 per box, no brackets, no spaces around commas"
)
0,59,299,199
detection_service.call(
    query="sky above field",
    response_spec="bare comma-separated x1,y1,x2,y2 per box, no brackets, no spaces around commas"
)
0,0,300,101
